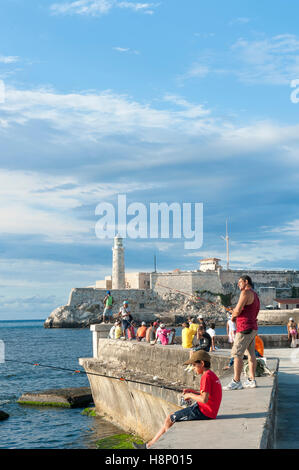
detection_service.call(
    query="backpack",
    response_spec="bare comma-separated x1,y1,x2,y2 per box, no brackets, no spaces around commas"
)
243,358,265,377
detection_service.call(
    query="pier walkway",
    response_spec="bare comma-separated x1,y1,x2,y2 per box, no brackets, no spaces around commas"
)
153,347,299,449
272,348,299,449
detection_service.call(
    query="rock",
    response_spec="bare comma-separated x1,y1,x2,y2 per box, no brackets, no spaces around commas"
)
18,387,93,408
44,288,229,328
0,410,9,420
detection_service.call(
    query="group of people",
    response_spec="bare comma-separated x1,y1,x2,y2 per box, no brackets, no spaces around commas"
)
181,317,216,356
103,275,263,449
133,274,261,449
104,294,177,345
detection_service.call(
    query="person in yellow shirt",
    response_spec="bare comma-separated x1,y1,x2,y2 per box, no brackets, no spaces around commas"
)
182,321,194,349
188,317,199,338
115,321,122,339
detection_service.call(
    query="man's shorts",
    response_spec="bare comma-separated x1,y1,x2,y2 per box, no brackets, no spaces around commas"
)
231,329,257,358
122,319,130,330
103,306,112,318
170,403,212,423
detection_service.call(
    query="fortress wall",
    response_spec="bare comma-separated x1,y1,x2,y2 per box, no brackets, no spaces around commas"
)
151,272,193,295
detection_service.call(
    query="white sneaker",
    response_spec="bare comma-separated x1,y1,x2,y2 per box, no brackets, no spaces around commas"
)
223,379,243,391
243,378,257,388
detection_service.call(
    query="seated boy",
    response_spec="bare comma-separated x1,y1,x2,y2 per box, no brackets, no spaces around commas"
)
133,350,222,449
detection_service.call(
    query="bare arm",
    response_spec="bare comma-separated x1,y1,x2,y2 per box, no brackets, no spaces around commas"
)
183,390,209,404
231,290,250,321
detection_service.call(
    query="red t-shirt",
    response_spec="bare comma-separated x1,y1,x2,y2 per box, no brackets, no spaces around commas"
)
197,370,222,419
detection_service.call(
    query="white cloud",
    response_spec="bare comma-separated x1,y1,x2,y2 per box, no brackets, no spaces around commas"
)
0,55,19,64
0,169,156,243
50,0,159,16
263,219,299,236
232,34,299,85
113,46,140,54
229,17,251,26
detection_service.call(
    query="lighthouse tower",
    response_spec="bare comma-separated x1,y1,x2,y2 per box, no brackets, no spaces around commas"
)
112,235,125,289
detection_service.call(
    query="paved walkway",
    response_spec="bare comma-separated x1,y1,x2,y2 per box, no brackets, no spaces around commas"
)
269,347,299,449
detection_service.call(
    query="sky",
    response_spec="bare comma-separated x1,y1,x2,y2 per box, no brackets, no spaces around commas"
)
0,0,299,319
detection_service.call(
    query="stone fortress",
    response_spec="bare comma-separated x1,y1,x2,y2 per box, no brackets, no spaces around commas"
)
44,235,299,328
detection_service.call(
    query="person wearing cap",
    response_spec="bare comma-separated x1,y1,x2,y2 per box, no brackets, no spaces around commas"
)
118,300,131,339
136,322,147,342
102,290,114,323
133,350,222,449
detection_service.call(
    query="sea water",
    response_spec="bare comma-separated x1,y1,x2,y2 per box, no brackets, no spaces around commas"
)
0,320,122,449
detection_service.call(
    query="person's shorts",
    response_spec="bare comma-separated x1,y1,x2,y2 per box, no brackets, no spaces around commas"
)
103,307,112,317
170,403,212,423
122,319,130,330
231,330,257,358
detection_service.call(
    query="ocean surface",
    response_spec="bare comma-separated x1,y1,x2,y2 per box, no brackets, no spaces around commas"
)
0,321,287,449
0,320,122,449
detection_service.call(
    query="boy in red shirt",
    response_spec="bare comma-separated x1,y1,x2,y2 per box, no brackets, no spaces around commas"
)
133,350,222,449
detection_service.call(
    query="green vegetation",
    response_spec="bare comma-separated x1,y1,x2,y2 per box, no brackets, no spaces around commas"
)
195,290,233,308
96,433,144,450
17,400,71,408
81,407,97,416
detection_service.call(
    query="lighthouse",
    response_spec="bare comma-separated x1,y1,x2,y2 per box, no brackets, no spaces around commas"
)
112,235,125,289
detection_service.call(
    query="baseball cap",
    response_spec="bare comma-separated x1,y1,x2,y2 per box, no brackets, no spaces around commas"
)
141,321,146,326
123,300,128,305
160,323,166,328
289,317,294,321
198,315,203,319
183,350,211,365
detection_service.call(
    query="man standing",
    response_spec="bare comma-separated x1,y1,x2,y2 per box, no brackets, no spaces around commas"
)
118,300,131,339
102,291,113,323
223,275,260,391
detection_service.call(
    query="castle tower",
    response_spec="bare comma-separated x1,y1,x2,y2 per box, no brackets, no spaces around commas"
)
112,235,125,289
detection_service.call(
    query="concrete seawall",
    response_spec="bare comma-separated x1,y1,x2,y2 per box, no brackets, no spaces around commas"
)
79,327,280,447
79,338,230,441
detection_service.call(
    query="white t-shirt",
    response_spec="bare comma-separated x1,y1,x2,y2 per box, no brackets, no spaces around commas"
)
108,325,116,339
120,306,130,320
206,328,215,338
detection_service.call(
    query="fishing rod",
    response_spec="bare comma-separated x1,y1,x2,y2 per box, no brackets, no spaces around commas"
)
4,359,183,393
156,283,233,314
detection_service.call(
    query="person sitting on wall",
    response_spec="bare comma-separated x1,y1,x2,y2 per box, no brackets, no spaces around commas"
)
156,323,175,345
136,322,147,342
182,321,195,349
287,317,298,348
197,314,207,331
184,325,212,371
206,323,216,352
146,321,154,343
133,350,222,449
194,325,212,352
149,322,158,345
127,318,136,340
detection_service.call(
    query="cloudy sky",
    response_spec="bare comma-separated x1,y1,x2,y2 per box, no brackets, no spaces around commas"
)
0,0,299,319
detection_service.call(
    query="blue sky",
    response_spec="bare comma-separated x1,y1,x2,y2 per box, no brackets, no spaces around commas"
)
0,0,299,319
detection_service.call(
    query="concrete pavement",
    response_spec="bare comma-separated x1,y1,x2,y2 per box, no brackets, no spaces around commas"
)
153,350,279,449
271,347,299,449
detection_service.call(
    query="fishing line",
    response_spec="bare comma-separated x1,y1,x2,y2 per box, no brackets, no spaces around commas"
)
156,283,233,314
4,359,183,393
